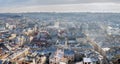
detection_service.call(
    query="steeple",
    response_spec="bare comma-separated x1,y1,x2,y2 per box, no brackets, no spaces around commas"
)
65,37,68,47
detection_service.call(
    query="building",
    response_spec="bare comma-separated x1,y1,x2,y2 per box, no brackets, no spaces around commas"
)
83,58,92,64
49,49,75,64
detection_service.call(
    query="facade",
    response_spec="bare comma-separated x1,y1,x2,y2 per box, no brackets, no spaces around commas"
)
49,49,75,64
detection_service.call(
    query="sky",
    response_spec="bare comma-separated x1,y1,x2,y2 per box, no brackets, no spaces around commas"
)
0,0,120,13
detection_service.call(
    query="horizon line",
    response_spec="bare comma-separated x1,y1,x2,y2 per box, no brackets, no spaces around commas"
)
0,3,120,13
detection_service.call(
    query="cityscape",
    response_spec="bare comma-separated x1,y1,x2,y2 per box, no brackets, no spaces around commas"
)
0,13,119,64
0,0,120,64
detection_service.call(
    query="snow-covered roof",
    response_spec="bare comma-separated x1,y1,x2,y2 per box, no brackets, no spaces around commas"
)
83,58,92,62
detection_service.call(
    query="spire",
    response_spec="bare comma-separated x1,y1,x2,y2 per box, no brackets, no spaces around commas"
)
65,37,68,47
56,39,59,45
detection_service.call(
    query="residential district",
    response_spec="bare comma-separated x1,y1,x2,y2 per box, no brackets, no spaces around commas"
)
0,13,120,64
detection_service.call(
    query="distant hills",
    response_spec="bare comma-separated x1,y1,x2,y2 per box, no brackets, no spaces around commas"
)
0,12,120,24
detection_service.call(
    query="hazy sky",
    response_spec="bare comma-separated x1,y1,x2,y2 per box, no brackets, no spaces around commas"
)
0,0,120,13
